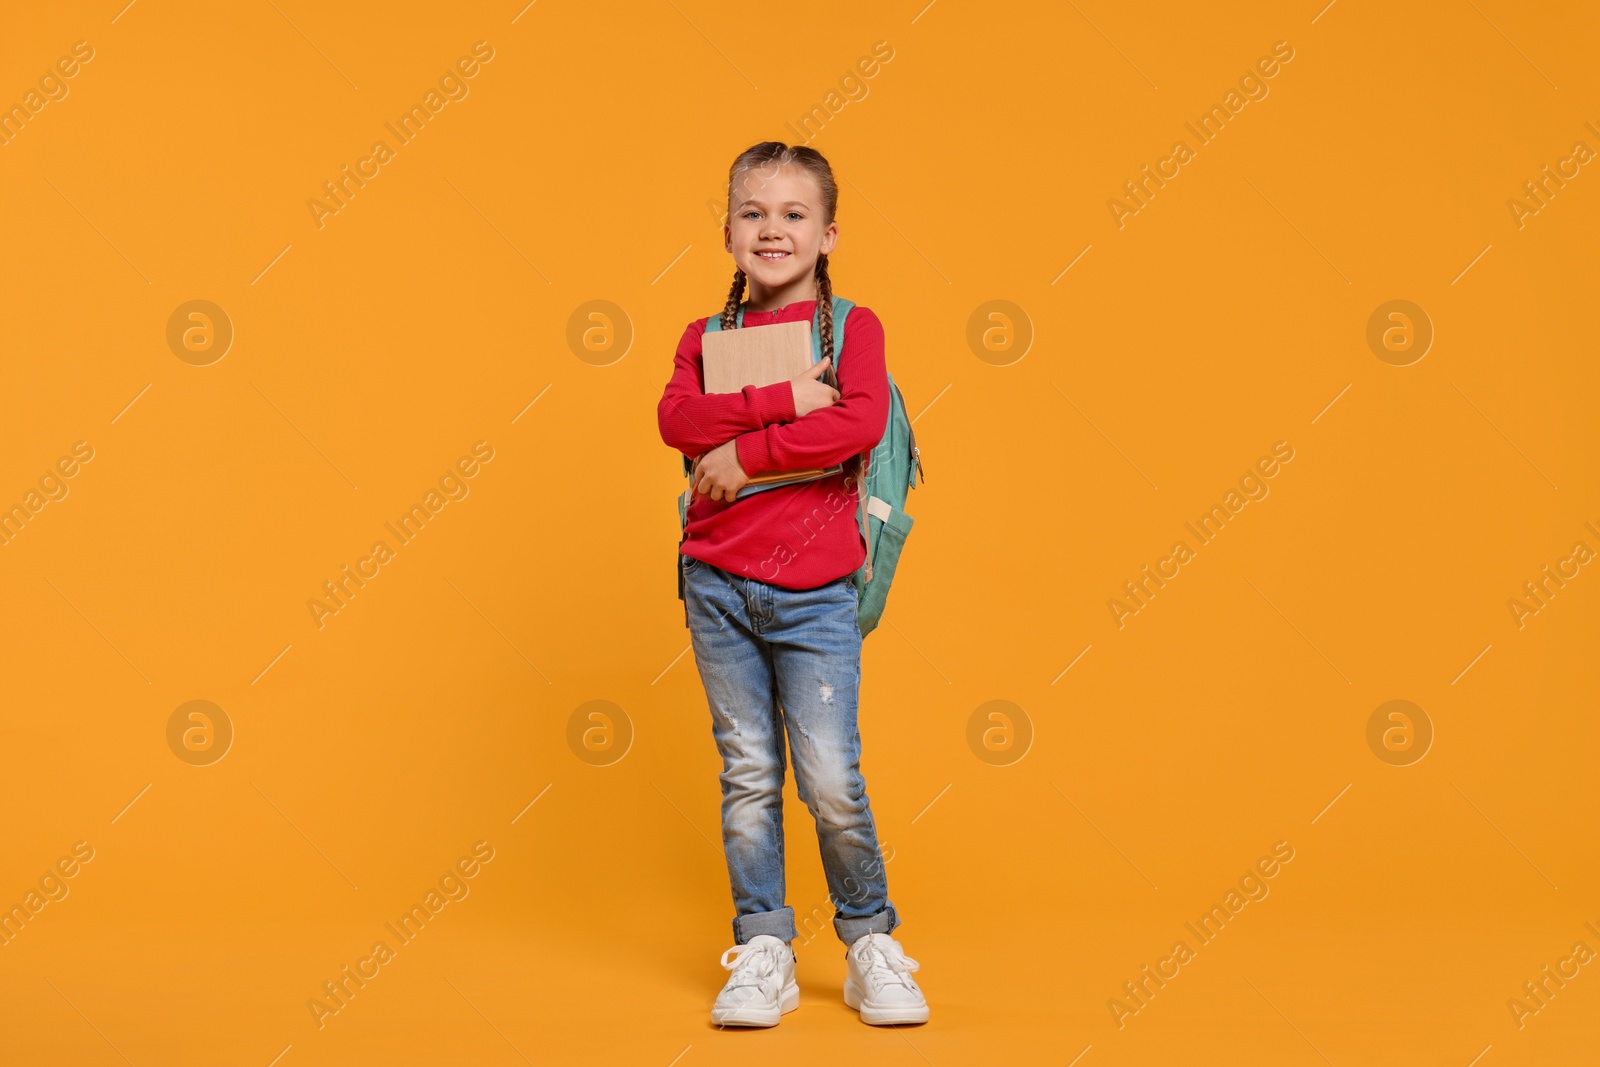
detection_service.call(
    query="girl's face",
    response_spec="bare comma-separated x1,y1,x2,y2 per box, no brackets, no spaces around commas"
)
723,164,838,307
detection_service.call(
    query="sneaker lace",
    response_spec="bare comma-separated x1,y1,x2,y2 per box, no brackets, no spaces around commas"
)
852,932,921,993
721,941,782,992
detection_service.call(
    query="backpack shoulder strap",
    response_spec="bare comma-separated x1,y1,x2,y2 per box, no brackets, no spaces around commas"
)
818,295,855,369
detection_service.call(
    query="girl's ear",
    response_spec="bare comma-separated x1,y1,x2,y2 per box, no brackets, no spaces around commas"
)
820,221,839,255
723,223,732,252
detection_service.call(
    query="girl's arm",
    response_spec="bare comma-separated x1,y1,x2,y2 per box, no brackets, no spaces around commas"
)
733,307,890,476
657,318,797,455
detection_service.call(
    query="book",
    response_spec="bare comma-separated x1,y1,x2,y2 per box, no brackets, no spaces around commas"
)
701,318,811,393
698,319,842,498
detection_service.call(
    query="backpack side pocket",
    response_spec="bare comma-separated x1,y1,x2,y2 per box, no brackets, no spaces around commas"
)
857,497,913,637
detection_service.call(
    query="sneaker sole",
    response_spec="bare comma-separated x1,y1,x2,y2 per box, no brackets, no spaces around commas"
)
711,979,799,1027
844,980,929,1025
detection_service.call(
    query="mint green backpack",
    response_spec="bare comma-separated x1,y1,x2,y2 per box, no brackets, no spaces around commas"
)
676,295,924,637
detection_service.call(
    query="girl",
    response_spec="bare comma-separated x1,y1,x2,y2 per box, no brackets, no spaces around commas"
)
657,142,928,1029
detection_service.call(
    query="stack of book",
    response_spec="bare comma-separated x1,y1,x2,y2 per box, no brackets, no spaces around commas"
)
695,318,841,499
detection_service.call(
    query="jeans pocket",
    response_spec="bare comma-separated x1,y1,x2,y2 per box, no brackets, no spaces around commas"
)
677,550,702,604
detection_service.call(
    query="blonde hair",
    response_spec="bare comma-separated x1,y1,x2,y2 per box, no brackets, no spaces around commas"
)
720,142,865,497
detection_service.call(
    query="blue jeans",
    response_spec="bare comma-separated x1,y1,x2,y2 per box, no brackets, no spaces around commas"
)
682,555,899,947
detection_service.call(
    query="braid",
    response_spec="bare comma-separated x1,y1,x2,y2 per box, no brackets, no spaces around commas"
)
814,254,865,498
721,268,746,330
816,253,836,391
721,141,866,499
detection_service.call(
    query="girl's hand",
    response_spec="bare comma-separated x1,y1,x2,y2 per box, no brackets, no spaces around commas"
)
791,357,840,418
690,439,751,502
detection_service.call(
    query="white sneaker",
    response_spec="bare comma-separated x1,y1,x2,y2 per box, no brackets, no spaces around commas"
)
710,934,799,1027
844,931,929,1024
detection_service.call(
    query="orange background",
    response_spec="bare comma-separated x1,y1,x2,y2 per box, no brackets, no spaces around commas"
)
1,1,1596,1063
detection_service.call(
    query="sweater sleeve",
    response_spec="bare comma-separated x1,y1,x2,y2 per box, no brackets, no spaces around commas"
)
657,317,797,456
734,307,890,477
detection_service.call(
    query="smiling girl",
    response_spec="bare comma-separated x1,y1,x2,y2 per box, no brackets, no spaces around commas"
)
657,142,928,1029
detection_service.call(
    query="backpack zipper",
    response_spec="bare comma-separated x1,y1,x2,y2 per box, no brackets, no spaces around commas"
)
891,380,925,489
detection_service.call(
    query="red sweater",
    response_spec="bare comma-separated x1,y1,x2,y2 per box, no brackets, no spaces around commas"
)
658,298,889,590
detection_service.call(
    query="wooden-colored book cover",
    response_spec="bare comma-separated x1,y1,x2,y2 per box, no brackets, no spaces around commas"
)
699,319,840,492
701,319,812,392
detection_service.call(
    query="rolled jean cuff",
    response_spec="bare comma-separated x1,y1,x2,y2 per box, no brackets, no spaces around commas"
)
834,903,898,945
733,905,796,944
